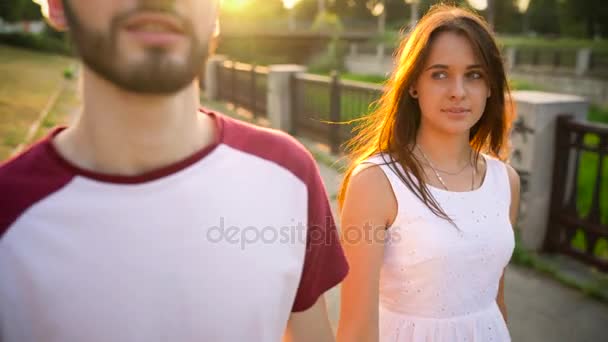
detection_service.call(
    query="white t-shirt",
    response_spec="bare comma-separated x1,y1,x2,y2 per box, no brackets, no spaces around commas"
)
0,110,348,342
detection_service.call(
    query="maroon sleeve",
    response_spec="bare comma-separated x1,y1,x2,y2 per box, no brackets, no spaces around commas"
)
0,130,75,238
214,112,349,313
291,162,349,312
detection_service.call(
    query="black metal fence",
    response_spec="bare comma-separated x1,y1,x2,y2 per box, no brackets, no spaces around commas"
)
512,48,608,77
216,61,383,153
545,115,608,271
590,51,608,78
291,72,383,153
217,60,268,119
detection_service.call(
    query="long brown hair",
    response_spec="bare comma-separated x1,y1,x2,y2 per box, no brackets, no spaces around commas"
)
338,4,514,223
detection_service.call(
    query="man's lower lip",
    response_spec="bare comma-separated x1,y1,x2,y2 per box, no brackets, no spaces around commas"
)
125,29,183,45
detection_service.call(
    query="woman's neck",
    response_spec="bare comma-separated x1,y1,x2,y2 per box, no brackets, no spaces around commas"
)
415,127,473,171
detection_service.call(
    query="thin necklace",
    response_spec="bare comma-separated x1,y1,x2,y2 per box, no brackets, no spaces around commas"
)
417,145,476,191
419,158,470,175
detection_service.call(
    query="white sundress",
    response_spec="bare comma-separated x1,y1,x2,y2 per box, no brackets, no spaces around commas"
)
363,153,515,342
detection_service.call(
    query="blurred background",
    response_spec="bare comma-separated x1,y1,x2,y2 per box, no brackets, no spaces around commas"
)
1,1,607,341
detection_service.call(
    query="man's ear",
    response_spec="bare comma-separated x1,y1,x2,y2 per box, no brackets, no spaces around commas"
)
46,0,68,31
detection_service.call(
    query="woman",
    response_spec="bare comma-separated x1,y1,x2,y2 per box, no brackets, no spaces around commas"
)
337,5,519,342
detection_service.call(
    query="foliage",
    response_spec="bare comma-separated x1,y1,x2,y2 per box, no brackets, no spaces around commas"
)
0,0,42,22
527,0,561,35
0,31,71,55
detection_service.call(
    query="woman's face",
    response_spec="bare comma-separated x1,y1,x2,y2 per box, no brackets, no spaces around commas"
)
412,31,490,136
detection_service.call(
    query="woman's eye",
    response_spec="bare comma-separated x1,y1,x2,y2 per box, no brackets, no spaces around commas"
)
467,71,483,80
431,71,447,80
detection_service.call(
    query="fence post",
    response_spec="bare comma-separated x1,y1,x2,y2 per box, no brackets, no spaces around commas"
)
267,65,307,133
542,115,572,252
553,50,561,68
329,70,341,155
349,43,358,57
290,73,298,135
575,48,592,76
251,64,257,119
510,91,588,251
230,60,237,105
204,55,227,101
505,47,517,72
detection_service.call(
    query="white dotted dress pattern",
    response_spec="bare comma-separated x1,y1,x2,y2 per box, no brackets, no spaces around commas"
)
364,153,515,342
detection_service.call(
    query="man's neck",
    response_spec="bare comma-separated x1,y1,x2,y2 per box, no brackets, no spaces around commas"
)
53,66,214,177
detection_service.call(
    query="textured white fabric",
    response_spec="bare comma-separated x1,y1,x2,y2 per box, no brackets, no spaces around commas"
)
0,145,307,342
364,153,515,342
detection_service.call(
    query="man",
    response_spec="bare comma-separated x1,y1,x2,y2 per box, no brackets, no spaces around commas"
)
0,1,348,341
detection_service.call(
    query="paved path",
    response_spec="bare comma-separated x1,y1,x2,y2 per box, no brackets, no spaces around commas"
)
316,161,608,342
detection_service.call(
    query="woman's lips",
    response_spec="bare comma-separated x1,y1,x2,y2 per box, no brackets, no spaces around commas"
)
441,107,470,113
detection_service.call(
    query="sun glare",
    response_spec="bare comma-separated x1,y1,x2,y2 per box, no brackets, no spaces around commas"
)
32,0,48,18
282,0,301,10
222,0,253,12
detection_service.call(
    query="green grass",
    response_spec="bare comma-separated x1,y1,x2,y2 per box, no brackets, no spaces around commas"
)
31,77,80,143
588,105,608,124
0,44,75,161
570,130,608,260
340,73,388,84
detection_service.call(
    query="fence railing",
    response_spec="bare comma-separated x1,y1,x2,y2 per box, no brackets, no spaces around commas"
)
291,72,383,153
217,61,269,119
545,115,608,271
590,51,608,78
215,60,383,154
514,49,579,71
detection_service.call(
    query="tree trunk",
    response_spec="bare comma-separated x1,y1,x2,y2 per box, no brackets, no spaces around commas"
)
378,0,386,34
486,0,496,29
318,0,325,15
410,1,419,25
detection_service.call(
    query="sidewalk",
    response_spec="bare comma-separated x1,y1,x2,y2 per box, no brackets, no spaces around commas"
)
316,157,608,342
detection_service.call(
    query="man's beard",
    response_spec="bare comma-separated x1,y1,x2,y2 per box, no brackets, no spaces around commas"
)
63,0,209,94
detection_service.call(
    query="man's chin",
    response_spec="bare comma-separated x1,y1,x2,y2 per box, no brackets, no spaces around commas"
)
84,61,194,94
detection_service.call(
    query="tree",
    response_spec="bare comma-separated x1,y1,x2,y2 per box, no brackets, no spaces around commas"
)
0,0,42,22
562,0,608,38
493,0,522,34
527,0,560,35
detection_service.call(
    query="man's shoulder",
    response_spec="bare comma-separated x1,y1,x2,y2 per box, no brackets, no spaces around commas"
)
0,132,75,235
0,137,54,184
213,111,317,182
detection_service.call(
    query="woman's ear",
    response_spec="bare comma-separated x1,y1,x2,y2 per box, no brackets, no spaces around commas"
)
46,0,69,31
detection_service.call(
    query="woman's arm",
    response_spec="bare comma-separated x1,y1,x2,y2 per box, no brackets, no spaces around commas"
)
283,296,334,342
336,164,397,342
497,164,521,323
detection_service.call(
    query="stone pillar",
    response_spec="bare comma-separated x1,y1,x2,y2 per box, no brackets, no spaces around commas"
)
204,55,227,101
575,48,592,77
376,43,385,62
267,65,306,133
349,43,358,57
505,47,517,72
510,91,589,251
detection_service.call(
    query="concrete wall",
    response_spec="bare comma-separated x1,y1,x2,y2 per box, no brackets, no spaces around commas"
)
509,71,608,106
